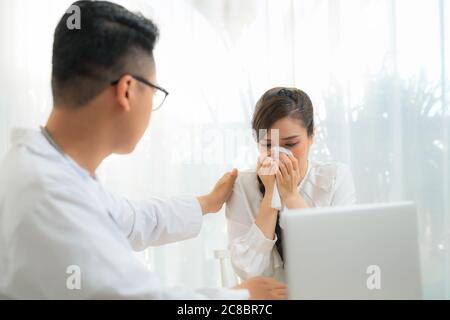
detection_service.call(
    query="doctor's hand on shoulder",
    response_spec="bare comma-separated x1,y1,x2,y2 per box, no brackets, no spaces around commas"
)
196,168,238,214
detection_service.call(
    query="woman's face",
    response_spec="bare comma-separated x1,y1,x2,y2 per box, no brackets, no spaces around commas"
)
258,117,314,168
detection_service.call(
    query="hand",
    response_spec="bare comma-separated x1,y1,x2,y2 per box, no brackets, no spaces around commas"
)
197,169,238,214
234,277,288,300
256,156,277,192
275,153,303,208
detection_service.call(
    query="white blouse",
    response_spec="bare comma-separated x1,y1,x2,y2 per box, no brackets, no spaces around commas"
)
225,161,356,282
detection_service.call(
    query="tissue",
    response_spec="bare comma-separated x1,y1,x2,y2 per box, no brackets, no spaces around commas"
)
270,146,293,210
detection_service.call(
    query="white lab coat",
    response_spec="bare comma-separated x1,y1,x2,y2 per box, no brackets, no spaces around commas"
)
0,128,248,300
225,161,356,282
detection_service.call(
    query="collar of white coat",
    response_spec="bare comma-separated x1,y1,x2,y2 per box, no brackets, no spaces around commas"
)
10,128,96,181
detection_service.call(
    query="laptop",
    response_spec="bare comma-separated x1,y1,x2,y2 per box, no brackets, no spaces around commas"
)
281,202,422,299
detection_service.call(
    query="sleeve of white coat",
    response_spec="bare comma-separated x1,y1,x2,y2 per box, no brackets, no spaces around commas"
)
8,181,247,300
104,191,203,251
331,164,356,206
225,174,279,280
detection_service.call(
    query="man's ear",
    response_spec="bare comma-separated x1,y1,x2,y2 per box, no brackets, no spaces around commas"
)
114,75,133,112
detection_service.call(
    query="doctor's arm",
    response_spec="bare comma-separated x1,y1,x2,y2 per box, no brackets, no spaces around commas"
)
13,183,256,300
107,169,238,251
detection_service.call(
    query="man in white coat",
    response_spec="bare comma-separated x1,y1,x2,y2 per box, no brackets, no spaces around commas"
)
0,0,286,299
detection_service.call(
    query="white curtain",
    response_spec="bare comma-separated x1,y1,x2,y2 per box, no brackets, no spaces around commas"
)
0,0,448,298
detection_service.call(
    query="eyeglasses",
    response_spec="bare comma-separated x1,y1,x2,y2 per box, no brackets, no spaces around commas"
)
110,75,169,111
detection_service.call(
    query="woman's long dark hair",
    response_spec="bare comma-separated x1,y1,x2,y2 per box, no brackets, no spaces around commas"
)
252,87,314,261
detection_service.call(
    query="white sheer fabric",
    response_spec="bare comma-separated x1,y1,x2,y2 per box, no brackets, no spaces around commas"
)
0,0,448,298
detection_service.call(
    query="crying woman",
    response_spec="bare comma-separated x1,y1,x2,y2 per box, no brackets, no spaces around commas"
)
225,87,356,281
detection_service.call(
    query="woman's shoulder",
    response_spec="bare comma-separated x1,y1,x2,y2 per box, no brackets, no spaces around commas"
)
234,169,260,192
226,169,262,221
306,161,352,192
230,169,264,204
309,161,351,176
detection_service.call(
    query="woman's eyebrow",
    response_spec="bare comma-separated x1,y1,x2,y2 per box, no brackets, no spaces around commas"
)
281,135,300,140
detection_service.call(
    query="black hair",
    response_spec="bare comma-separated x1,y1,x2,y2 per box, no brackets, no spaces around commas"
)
51,0,159,107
